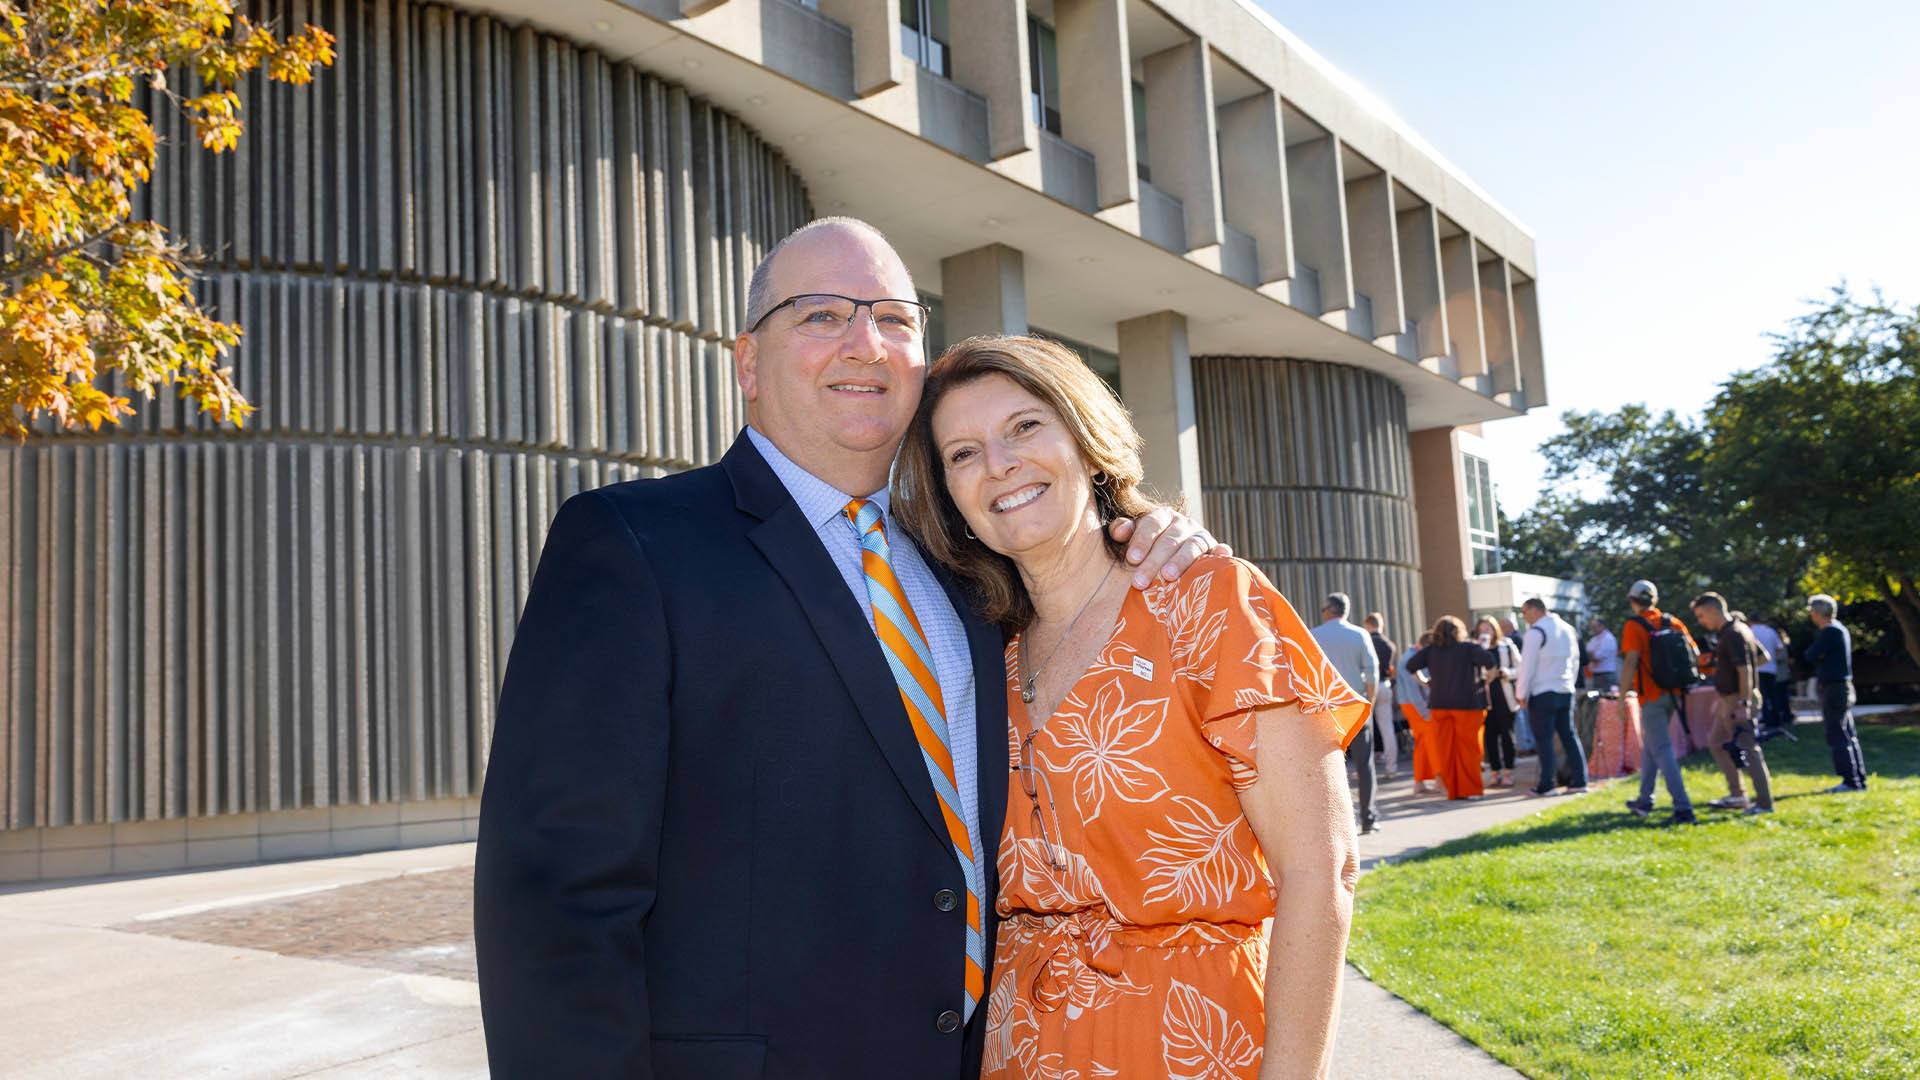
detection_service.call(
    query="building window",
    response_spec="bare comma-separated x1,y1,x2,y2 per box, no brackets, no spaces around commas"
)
900,0,950,78
1132,80,1150,182
1464,452,1502,575
1028,17,1062,135
919,292,946,357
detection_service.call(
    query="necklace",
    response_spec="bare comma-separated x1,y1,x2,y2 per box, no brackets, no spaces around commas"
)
1018,560,1118,706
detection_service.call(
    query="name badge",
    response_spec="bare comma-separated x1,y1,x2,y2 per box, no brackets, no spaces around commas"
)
1131,656,1155,681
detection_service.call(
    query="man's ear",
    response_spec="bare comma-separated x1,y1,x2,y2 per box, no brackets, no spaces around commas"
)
734,332,759,402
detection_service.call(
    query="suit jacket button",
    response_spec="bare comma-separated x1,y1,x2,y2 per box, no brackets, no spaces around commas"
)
936,1010,962,1034
933,888,959,912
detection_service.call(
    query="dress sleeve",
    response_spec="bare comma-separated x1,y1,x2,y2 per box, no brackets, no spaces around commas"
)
1157,558,1373,787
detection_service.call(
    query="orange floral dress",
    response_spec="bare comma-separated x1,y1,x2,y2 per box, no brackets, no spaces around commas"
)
983,555,1370,1080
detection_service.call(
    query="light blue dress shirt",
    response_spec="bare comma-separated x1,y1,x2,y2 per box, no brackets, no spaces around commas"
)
746,428,983,861
1310,617,1379,702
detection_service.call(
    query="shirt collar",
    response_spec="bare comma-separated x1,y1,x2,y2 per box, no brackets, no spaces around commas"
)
746,426,891,533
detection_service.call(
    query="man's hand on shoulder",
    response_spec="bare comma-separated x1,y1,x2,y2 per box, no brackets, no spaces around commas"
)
1109,508,1231,589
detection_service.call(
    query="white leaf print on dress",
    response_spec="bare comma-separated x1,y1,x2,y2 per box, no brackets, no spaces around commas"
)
999,837,1107,912
983,962,1019,1075
1139,795,1259,909
1047,679,1171,822
1145,571,1228,686
1161,979,1263,1080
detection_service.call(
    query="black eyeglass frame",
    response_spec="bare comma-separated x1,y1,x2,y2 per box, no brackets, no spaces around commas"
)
745,292,931,335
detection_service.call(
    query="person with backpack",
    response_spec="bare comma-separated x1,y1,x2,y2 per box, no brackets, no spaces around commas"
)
1620,580,1700,825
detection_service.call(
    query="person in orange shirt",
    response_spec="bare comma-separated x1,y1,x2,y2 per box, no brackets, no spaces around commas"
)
895,334,1370,1080
1619,580,1699,825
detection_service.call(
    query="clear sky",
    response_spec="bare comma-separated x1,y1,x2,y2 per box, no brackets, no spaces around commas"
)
1253,1,1920,511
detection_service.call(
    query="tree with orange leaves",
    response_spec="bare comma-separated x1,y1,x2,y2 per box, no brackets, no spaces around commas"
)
0,0,333,438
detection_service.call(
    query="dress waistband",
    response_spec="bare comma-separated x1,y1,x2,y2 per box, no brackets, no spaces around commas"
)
1001,910,1263,1014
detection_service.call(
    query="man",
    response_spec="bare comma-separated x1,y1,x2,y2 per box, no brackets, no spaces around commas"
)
1619,580,1699,825
1515,598,1587,797
1586,616,1621,694
1805,594,1869,793
472,218,1220,1079
1690,594,1775,814
1314,593,1381,834
1363,611,1401,778
1749,615,1797,741
1500,616,1523,651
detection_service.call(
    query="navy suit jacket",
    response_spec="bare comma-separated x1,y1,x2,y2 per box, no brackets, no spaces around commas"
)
475,432,1010,1079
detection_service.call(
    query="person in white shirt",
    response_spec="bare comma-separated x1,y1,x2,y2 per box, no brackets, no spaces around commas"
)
1748,616,1795,740
1585,617,1620,694
1518,599,1587,796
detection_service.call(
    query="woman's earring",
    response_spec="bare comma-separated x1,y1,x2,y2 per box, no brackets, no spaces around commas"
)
965,525,976,540
1091,471,1110,486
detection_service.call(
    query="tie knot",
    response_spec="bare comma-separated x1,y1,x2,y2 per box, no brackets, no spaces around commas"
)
844,498,884,538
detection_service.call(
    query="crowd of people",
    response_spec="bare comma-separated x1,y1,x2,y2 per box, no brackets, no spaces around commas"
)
1317,579,1873,833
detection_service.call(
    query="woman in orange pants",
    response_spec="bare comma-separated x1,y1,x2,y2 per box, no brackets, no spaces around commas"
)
1403,616,1498,800
1395,632,1440,790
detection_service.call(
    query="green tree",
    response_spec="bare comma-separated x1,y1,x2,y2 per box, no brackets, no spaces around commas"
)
1706,288,1920,667
1501,405,1811,633
0,0,334,437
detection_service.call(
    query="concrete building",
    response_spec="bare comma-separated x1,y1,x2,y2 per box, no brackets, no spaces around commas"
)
0,0,1546,881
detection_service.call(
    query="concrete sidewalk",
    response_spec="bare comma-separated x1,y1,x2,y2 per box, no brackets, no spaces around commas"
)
1332,753,1592,1078
0,762,1577,1079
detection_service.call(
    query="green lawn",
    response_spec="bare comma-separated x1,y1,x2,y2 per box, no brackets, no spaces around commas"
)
1349,724,1920,1079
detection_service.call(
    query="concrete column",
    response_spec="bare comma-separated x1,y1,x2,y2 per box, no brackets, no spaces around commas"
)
1344,170,1405,339
1479,256,1520,401
940,243,1028,339
1439,232,1486,381
1512,274,1548,408
1395,201,1447,364
1217,91,1292,286
819,0,902,97
951,0,1035,160
1409,426,1471,626
1285,134,1351,315
1142,37,1223,251
1117,311,1203,521
1055,0,1137,210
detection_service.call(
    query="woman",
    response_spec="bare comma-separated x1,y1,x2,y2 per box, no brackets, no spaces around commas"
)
1403,617,1498,799
1476,616,1521,788
893,335,1371,1080
1396,631,1438,793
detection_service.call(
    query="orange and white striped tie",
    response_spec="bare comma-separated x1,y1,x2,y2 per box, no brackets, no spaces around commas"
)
844,498,986,1021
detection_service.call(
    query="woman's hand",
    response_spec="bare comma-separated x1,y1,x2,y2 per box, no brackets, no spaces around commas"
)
1240,704,1357,1080
1108,509,1231,589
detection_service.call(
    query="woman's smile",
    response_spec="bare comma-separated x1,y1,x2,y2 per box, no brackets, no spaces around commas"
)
990,483,1049,514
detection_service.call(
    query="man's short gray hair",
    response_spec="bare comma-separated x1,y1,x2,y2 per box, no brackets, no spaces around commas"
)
1808,594,1838,619
1324,592,1350,618
742,216,907,332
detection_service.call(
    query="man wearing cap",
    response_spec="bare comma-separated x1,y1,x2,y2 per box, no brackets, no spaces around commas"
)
1620,580,1698,825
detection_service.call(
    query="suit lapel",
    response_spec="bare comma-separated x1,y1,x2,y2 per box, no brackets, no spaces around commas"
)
725,435,949,850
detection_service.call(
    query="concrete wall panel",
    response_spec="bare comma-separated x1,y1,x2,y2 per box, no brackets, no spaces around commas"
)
1193,357,1423,639
0,0,811,840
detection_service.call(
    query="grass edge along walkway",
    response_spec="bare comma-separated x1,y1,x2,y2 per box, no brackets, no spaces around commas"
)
1347,724,1920,1080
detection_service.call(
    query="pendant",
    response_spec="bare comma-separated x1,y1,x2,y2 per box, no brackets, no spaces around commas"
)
1021,678,1036,704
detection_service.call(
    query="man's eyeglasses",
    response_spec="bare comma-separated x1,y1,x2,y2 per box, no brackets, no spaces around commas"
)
747,293,929,341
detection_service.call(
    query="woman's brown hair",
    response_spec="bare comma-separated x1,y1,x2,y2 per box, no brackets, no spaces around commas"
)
893,334,1161,633
1473,615,1504,644
1430,615,1467,645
